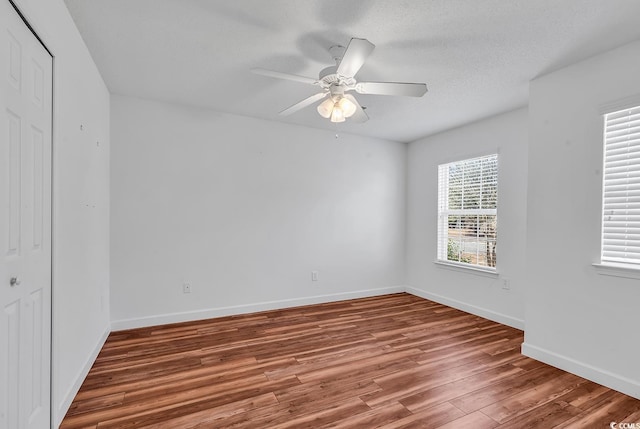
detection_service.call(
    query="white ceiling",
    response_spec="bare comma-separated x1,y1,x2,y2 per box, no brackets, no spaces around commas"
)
64,0,640,143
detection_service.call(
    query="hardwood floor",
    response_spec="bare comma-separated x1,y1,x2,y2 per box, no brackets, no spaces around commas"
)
61,293,640,428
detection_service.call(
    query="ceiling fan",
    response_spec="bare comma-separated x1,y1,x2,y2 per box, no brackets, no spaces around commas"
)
252,38,428,123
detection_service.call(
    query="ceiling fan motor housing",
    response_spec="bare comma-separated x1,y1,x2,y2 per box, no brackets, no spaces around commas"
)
319,65,338,81
319,65,357,91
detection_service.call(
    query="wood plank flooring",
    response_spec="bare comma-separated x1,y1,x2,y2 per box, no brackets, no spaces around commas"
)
61,293,640,428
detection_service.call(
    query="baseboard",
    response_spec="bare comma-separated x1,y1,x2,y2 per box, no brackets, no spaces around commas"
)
110,286,406,331
405,286,525,330
522,342,640,400
54,323,110,428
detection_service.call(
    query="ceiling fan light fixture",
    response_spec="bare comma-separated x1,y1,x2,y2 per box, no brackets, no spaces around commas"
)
317,97,334,118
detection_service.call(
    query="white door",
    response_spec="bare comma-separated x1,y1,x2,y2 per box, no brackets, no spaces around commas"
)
0,1,52,428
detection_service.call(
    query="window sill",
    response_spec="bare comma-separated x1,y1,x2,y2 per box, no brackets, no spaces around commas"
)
434,260,499,278
593,263,640,280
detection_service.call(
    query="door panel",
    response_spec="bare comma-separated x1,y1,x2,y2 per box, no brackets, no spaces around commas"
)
3,300,20,428
32,127,43,250
0,1,52,428
6,109,21,256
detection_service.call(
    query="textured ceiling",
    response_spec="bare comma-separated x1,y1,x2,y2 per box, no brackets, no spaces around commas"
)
64,0,640,143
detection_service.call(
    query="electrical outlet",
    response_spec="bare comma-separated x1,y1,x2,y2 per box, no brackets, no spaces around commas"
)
183,283,191,294
501,279,510,290
311,271,319,281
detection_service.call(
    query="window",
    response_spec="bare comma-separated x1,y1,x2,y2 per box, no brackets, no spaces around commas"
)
601,104,640,269
437,154,498,269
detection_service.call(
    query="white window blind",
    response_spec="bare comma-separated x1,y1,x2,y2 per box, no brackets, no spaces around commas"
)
602,105,640,267
437,154,498,269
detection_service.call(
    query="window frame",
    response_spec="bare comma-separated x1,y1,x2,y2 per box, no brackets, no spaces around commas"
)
599,101,640,273
436,153,499,273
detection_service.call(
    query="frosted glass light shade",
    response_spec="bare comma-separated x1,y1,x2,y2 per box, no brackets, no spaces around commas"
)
337,97,357,118
317,98,334,118
330,105,345,122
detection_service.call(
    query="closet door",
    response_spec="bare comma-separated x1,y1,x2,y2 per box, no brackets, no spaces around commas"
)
0,1,53,427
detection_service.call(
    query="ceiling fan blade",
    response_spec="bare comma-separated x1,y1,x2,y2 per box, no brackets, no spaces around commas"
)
343,94,368,123
279,92,327,116
251,68,319,86
356,81,428,97
336,38,375,78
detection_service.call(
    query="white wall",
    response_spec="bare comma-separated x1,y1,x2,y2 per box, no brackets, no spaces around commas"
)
11,0,111,425
524,39,640,399
406,108,529,329
110,95,406,329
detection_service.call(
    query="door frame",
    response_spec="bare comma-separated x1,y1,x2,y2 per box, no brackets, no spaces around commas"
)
7,1,55,426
